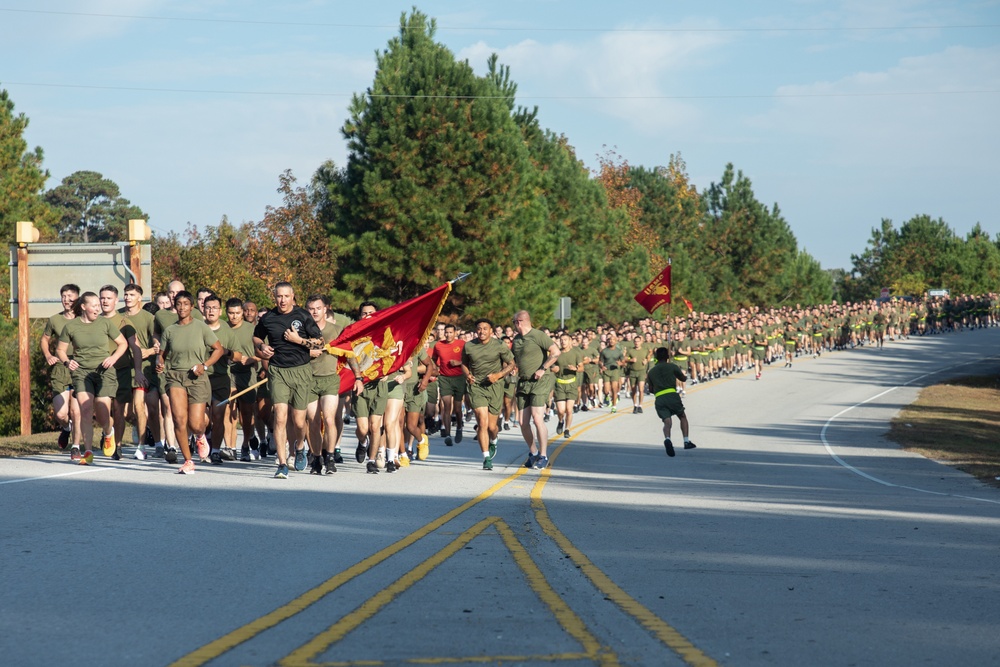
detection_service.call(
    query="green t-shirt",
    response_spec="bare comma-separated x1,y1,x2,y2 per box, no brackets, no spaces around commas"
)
43,312,76,356
161,320,219,372
226,321,258,377
63,317,120,369
103,312,136,370
462,337,514,384
122,308,155,350
154,307,203,337
512,328,556,376
311,321,343,377
599,345,624,370
555,346,584,379
647,361,685,394
208,324,234,379
404,348,431,387
623,345,648,372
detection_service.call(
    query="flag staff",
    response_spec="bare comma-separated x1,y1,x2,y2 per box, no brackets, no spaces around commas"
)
451,272,472,285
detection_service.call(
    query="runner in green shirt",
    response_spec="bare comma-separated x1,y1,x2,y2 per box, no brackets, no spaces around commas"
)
552,333,583,438
647,347,697,456
461,318,516,470
512,310,560,470
41,283,81,456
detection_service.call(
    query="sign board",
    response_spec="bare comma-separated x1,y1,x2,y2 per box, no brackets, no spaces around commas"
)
880,288,890,299
554,296,571,322
9,243,151,319
928,289,950,298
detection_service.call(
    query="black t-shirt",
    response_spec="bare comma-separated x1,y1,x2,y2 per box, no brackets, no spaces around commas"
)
253,306,322,368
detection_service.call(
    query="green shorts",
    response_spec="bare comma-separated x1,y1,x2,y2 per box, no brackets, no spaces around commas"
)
516,373,554,410
164,369,211,404
437,374,466,400
354,382,387,418
404,383,427,412
210,373,232,403
553,377,578,402
601,368,622,383
752,346,766,361
268,363,313,411
136,362,158,393
115,366,133,404
49,362,73,394
468,381,503,414
232,371,257,404
425,379,439,405
71,366,118,398
384,377,404,401
256,372,271,400
504,377,517,399
654,393,686,420
625,369,646,384
310,373,341,402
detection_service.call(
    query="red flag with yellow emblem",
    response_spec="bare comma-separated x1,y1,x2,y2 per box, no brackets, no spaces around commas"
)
326,283,451,394
634,264,672,314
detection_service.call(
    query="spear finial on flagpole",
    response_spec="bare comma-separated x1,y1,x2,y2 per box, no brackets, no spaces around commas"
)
450,272,472,284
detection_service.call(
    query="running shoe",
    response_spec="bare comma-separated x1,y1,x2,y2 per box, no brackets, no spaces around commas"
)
375,448,386,470
69,446,81,461
533,455,549,470
240,446,251,462
580,405,589,412
153,443,165,458
102,433,115,457
294,448,307,471
384,460,397,473
557,420,564,433
610,406,617,414
220,446,236,461
636,406,643,414
333,448,344,464
310,457,323,475
664,438,676,457
58,428,70,450
398,452,410,467
543,412,550,422
355,441,368,464
455,429,463,444
684,441,697,450
133,445,146,461
523,453,537,468
444,436,453,447
210,450,223,465
417,434,429,461
488,439,498,460
165,446,179,464
79,450,94,465
366,461,378,474
274,464,289,479
177,459,196,474
258,440,268,460
249,447,260,462
324,458,337,475
112,445,122,461
195,435,210,461
483,458,493,471
563,430,570,439
503,420,510,430
144,427,155,447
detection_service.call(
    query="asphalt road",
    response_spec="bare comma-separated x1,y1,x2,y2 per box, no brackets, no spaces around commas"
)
2,329,999,667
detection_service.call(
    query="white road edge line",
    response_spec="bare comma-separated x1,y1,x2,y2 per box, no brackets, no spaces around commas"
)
820,357,1000,506
0,466,114,486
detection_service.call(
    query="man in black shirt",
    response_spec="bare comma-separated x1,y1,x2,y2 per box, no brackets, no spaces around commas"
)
253,282,327,479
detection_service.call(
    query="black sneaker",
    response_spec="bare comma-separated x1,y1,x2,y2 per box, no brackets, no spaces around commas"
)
580,404,589,412
165,446,179,464
355,442,367,463
444,436,453,447
523,453,537,468
636,406,643,414
344,414,352,425
385,460,397,473
455,430,463,444
366,461,378,474
543,413,550,422
664,439,676,457
240,446,251,462
556,420,564,433
112,445,122,461
684,441,697,450
219,446,236,461
144,427,155,447
503,421,510,431
210,450,223,465
57,428,70,450
310,457,323,475
333,448,344,464
324,458,337,474
563,430,570,439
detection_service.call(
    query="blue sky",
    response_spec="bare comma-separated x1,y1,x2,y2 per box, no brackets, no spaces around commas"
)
2,1,998,272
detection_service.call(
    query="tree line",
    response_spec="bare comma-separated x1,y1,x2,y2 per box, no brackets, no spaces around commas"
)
0,8,995,434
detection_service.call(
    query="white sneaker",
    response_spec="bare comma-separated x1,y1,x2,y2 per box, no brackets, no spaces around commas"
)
133,445,146,461
249,448,260,461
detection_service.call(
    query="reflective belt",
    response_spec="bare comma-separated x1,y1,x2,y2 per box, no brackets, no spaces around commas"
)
655,388,677,396
556,377,576,384
674,355,688,361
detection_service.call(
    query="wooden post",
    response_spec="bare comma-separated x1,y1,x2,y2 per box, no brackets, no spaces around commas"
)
18,245,31,436
129,242,142,286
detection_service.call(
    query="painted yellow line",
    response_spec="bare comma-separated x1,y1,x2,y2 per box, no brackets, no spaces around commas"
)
285,516,618,667
534,411,719,667
166,474,527,667
315,653,592,666
169,410,620,667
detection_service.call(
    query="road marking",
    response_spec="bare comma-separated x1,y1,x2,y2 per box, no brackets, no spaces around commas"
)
280,517,619,667
533,410,720,667
819,357,1000,505
0,466,112,485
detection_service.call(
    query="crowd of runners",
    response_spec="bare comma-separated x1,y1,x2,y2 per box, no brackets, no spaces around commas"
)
40,279,1000,476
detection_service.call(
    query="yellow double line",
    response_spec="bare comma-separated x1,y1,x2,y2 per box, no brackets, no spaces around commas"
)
169,408,716,667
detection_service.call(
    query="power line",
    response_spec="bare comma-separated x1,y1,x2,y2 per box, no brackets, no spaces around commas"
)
4,81,999,100
0,7,997,33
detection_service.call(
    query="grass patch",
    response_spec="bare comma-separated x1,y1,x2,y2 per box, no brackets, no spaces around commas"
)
889,374,1000,487
0,430,63,458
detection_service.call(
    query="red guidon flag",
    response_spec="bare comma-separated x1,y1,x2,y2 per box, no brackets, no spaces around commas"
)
681,297,693,313
326,283,451,394
634,264,672,314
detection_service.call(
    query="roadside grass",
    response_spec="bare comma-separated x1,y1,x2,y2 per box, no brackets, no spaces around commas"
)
889,374,1000,487
0,426,139,458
